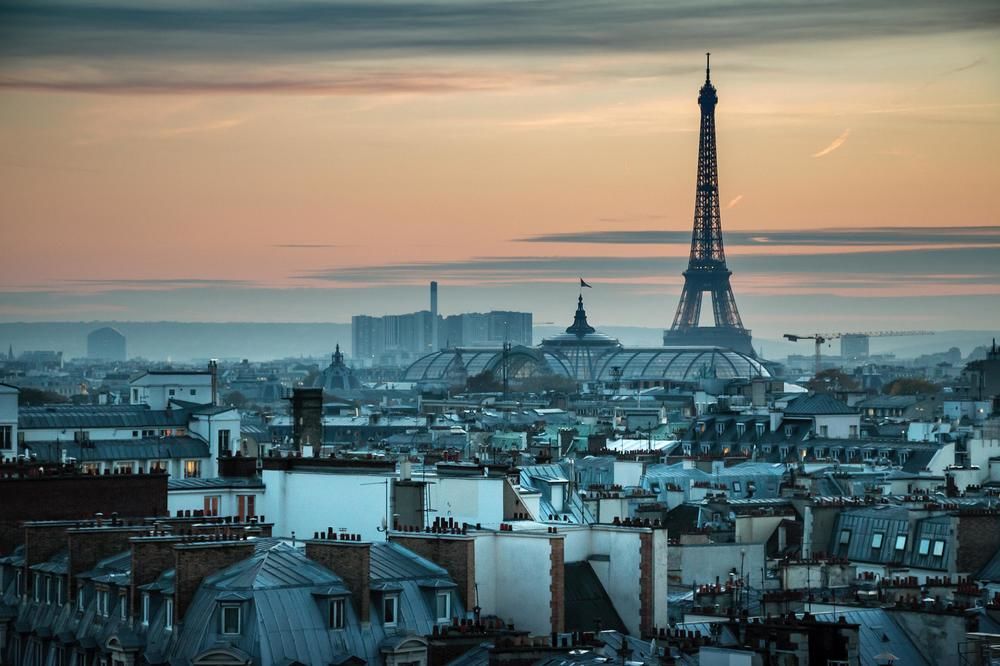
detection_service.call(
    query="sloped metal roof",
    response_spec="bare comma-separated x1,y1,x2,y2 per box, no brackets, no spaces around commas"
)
19,404,189,430
25,436,210,462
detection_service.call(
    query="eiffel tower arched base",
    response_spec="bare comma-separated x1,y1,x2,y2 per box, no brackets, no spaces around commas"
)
663,326,755,356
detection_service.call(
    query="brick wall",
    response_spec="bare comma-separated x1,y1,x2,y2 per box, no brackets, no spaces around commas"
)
173,541,254,623
639,532,654,637
67,526,148,597
130,536,185,616
389,535,475,609
0,474,167,552
549,537,564,634
305,539,371,622
956,512,1000,575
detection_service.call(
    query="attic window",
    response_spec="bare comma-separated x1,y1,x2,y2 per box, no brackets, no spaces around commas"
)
435,592,451,623
871,533,884,549
328,598,345,630
732,481,742,493
895,535,907,551
383,595,399,627
918,538,931,556
932,540,945,557
141,593,150,626
165,598,174,630
119,593,128,620
715,422,725,435
784,425,793,437
756,423,765,437
221,605,241,635
736,423,746,437
839,529,851,546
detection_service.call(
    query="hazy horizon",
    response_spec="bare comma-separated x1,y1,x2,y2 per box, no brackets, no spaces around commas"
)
2,1,999,334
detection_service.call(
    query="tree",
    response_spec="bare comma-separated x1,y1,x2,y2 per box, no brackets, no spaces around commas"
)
515,374,578,394
882,378,939,396
222,390,247,409
17,388,69,406
466,371,503,393
806,369,859,393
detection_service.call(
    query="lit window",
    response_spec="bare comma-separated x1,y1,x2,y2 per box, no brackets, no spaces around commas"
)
918,539,931,556
871,533,884,549
165,598,173,630
932,540,945,557
894,535,907,551
435,592,451,622
383,595,398,626
221,605,241,635
839,529,851,546
329,598,345,629
141,593,150,625
184,460,201,479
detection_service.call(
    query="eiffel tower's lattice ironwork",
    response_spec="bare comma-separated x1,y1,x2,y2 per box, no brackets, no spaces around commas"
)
665,54,753,354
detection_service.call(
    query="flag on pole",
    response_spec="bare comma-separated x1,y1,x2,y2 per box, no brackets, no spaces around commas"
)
580,278,592,288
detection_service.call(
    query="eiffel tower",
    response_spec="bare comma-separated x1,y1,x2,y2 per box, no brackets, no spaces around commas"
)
663,54,754,355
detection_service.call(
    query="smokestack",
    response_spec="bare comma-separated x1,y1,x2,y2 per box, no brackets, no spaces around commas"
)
289,388,323,454
208,359,218,406
430,281,439,351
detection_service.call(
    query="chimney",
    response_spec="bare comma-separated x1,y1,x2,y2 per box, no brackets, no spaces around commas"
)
306,535,371,623
130,534,187,618
174,540,254,623
23,522,74,587
430,281,439,351
289,387,323,454
389,532,475,611
67,525,148,598
208,359,218,406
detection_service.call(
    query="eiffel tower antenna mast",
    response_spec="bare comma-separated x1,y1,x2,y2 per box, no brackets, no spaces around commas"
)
663,53,754,355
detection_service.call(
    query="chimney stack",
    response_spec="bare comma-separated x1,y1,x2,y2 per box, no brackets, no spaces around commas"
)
208,359,219,406
306,534,372,623
289,387,323,454
174,539,254,623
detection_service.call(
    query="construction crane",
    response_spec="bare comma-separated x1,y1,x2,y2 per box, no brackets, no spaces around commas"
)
783,330,934,377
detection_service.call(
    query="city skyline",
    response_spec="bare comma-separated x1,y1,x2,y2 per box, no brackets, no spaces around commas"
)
1,1,999,339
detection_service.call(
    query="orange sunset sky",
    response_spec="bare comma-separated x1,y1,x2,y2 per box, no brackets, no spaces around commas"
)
1,1,998,339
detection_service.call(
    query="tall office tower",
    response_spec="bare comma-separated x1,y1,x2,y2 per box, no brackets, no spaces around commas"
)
663,54,754,354
430,281,439,350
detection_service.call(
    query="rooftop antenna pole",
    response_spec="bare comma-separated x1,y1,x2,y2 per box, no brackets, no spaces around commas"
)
706,51,711,81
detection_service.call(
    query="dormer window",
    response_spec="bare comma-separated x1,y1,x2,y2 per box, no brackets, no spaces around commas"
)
736,423,746,437
33,574,41,602
871,533,884,550
221,605,241,635
328,598,345,630
383,595,399,627
141,593,150,626
77,587,85,612
435,592,451,623
784,425,793,438
755,423,765,437
96,589,109,617
165,598,174,630
715,422,725,435
119,593,128,620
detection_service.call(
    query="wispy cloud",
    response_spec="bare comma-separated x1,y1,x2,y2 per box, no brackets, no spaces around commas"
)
726,194,744,209
812,128,851,158
0,1,996,96
518,225,1000,247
